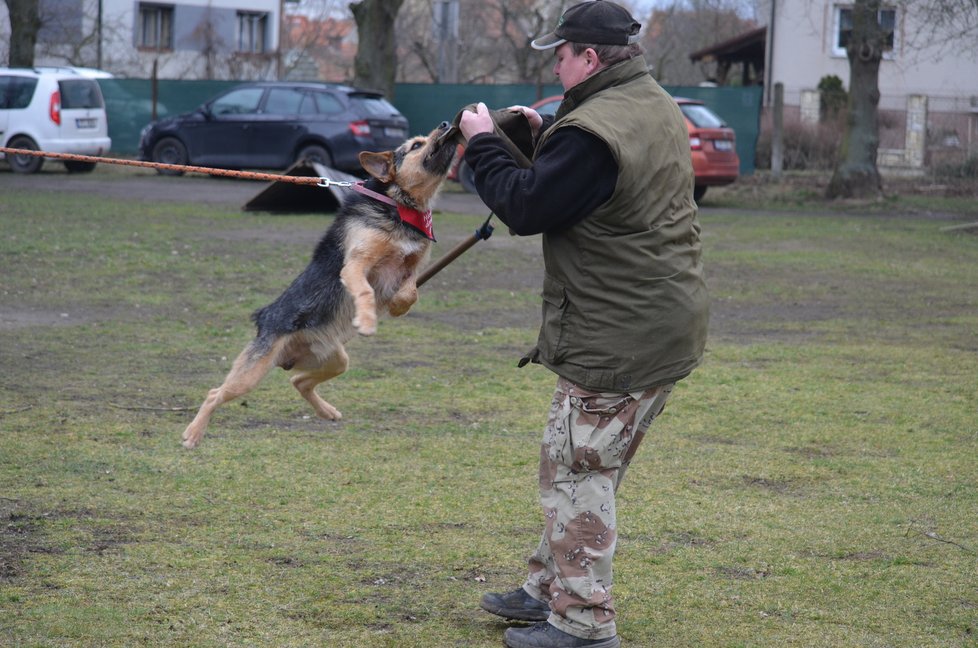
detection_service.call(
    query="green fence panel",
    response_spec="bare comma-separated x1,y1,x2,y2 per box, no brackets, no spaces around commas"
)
98,79,238,155
391,83,564,137
100,79,761,176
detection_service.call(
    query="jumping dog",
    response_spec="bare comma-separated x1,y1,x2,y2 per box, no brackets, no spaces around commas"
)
181,122,457,449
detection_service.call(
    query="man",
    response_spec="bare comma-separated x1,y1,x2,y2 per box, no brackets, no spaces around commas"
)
458,1,709,647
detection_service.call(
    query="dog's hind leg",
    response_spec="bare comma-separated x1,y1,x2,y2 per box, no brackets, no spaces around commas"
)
181,338,286,449
290,345,349,420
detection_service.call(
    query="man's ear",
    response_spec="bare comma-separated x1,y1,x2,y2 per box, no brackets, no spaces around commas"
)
585,47,601,72
359,151,395,182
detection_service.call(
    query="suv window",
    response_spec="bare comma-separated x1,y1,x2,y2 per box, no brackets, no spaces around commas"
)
264,87,306,114
313,91,343,114
680,104,726,129
211,87,264,115
350,94,398,117
59,79,104,109
0,76,38,109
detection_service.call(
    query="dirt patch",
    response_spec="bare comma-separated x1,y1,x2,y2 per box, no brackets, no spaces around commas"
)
0,500,57,581
0,304,146,331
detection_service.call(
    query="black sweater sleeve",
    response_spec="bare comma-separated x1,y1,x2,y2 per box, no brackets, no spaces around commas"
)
463,126,618,235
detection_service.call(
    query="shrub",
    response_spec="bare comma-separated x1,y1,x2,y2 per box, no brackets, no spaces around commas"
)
756,117,843,171
817,75,848,121
933,154,978,179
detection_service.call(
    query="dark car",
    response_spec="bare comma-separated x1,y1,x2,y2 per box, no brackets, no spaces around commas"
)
452,95,738,202
138,82,409,176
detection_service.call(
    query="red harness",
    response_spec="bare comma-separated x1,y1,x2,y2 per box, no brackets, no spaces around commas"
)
352,183,435,242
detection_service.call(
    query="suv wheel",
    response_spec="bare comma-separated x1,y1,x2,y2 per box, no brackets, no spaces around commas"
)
296,144,332,168
7,136,44,174
65,160,97,173
152,137,188,176
693,185,707,202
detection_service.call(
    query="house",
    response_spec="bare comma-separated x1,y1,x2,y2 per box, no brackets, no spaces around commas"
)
692,0,978,170
1,0,283,80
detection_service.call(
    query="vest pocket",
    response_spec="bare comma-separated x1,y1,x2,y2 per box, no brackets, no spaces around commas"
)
538,275,569,364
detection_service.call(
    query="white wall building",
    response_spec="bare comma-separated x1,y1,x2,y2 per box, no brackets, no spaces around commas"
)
1,0,283,79
760,0,978,167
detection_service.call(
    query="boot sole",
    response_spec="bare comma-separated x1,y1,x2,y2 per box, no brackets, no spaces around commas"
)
503,629,621,648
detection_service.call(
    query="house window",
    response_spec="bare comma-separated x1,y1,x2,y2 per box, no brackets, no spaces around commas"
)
833,5,896,58
138,4,174,50
237,12,268,53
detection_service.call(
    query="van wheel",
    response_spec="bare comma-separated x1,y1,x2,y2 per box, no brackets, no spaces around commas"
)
65,160,97,173
6,136,44,174
296,144,332,168
151,137,188,176
458,160,478,194
693,185,707,202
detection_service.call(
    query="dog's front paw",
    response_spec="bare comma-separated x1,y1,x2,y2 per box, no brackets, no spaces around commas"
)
353,315,377,336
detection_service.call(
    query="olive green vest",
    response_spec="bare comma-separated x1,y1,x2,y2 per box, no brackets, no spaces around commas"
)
529,57,709,391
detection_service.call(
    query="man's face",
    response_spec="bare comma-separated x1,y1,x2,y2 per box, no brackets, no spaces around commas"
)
552,42,594,92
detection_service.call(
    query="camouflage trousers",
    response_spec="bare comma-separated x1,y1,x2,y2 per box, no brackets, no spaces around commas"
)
523,377,674,640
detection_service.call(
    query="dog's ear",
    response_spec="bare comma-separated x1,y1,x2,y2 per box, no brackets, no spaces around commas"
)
359,151,396,183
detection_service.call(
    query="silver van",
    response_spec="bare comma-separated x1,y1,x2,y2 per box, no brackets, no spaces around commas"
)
0,66,112,173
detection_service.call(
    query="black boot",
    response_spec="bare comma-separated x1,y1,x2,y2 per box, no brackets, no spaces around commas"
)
480,587,550,621
503,622,620,648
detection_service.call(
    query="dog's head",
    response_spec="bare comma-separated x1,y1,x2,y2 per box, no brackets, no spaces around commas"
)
358,122,457,209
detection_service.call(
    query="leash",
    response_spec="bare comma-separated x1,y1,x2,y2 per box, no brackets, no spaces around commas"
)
0,146,342,186
2,145,496,281
417,214,494,287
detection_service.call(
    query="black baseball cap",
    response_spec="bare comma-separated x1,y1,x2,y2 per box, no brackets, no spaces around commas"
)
531,0,642,50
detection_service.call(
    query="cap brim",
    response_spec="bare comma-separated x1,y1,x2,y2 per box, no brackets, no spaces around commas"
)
530,32,567,50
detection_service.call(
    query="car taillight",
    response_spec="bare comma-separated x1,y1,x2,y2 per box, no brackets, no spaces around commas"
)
49,90,61,125
689,135,702,150
349,120,371,137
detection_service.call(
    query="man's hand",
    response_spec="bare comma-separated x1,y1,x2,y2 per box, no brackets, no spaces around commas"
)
459,102,494,141
506,105,544,137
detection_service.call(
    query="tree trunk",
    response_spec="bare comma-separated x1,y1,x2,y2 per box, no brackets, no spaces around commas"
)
3,0,41,67
826,0,885,199
350,0,405,99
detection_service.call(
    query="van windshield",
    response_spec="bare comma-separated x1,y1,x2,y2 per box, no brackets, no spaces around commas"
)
59,79,104,109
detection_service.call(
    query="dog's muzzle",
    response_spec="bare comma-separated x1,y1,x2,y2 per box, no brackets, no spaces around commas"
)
435,121,456,144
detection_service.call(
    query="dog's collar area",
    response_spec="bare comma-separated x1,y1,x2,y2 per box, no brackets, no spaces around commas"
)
352,182,436,242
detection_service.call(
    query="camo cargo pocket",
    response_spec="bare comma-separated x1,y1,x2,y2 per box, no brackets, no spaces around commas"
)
566,389,638,473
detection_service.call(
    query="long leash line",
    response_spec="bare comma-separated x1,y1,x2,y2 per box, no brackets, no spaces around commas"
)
0,145,497,283
0,146,337,186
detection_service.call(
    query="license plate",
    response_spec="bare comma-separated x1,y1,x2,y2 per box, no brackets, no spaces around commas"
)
76,118,97,128
385,127,405,138
713,139,733,151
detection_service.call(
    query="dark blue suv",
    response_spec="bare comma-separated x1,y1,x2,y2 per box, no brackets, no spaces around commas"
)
138,82,409,175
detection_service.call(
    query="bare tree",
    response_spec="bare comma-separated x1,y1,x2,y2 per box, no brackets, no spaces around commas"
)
493,0,554,84
642,0,757,84
827,0,978,199
826,0,885,199
281,0,354,81
3,0,40,66
351,0,405,97
395,0,563,85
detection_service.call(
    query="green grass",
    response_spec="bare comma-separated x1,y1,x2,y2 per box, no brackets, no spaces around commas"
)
1,183,977,647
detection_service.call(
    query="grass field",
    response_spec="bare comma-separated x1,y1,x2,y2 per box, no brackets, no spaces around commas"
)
1,176,977,647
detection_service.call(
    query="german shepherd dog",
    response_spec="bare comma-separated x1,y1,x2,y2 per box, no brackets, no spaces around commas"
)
181,122,457,449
